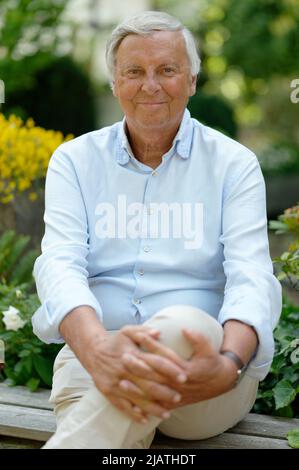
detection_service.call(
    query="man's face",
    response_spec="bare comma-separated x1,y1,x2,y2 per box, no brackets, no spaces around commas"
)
112,30,197,132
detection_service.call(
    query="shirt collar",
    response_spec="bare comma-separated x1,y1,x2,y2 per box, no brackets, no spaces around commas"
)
116,108,193,165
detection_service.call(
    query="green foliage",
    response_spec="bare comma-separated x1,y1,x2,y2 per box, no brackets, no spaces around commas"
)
0,230,40,288
253,297,299,418
255,204,299,417
287,428,299,449
6,56,97,136
254,204,299,418
0,0,65,95
188,89,237,138
258,143,299,177
0,282,62,390
0,1,96,135
0,230,62,390
221,0,299,79
269,203,299,290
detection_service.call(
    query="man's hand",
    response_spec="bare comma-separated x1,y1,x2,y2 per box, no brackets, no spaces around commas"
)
121,328,239,410
86,325,187,423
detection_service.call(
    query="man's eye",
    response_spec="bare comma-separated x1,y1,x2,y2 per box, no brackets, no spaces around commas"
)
126,70,140,77
163,68,176,75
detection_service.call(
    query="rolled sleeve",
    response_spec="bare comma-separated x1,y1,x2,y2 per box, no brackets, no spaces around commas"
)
32,148,103,344
218,152,282,381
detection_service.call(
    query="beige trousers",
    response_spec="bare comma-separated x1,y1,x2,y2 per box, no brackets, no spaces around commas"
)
43,305,259,449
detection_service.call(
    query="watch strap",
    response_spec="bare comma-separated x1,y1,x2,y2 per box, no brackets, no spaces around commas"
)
220,350,244,370
220,350,248,386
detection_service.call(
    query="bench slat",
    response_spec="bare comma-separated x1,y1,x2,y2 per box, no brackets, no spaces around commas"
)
153,432,290,449
0,403,289,449
0,383,52,410
1,383,298,449
229,413,299,439
0,404,55,441
0,436,42,449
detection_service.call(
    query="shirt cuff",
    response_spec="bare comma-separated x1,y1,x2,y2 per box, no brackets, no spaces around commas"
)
218,297,277,381
31,293,103,344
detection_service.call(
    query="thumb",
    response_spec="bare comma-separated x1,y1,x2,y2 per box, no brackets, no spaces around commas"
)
182,329,215,356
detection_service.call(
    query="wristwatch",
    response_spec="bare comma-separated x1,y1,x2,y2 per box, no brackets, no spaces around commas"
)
220,350,248,387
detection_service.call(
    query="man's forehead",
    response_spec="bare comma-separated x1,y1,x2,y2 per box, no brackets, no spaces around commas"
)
116,31,188,64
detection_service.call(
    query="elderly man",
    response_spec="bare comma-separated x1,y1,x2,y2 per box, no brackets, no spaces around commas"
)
32,11,282,449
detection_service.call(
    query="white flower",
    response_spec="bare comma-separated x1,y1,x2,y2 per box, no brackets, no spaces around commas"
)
15,289,22,299
1,305,26,331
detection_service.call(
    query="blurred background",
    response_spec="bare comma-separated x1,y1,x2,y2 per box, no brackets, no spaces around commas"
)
0,0,299,273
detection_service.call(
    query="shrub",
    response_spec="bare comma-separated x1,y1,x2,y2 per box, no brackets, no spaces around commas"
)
0,283,62,391
0,230,62,390
269,203,299,290
253,203,299,417
253,297,299,418
5,56,98,137
0,113,72,203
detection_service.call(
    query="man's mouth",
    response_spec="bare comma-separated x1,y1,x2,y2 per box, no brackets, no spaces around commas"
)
137,102,167,106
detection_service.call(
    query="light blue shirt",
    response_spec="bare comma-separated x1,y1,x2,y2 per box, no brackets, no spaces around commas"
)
32,109,282,381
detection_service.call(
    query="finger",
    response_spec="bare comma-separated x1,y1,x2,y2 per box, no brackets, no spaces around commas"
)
121,325,160,339
122,353,169,384
112,388,172,420
128,351,187,383
182,329,216,356
133,333,186,368
122,353,153,375
130,396,172,420
133,397,172,420
119,379,146,398
108,395,148,423
128,377,182,405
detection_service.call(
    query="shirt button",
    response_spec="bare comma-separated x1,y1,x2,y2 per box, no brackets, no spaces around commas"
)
134,298,141,304
138,269,144,276
143,245,151,252
152,171,158,177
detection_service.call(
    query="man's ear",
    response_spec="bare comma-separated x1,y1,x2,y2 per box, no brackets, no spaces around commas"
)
189,75,197,97
112,80,118,97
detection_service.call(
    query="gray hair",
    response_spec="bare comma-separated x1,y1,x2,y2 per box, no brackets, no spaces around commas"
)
105,11,200,79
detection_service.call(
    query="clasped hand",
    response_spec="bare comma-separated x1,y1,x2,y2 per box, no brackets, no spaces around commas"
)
89,325,238,423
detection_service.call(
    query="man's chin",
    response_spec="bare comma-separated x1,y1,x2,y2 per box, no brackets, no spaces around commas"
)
135,115,170,129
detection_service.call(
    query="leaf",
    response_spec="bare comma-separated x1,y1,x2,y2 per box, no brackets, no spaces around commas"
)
270,354,286,374
273,379,297,410
22,356,33,375
277,272,287,281
269,220,288,232
286,429,299,449
290,348,299,364
33,355,53,386
281,251,291,261
18,350,31,358
25,377,40,392
275,404,293,418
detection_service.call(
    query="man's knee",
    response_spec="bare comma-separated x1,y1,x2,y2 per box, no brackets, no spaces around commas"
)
144,304,223,360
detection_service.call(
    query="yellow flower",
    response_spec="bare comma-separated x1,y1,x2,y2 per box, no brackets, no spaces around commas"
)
0,113,73,203
28,192,38,201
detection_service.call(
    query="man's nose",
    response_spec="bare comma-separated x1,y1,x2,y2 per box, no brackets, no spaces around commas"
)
141,73,161,94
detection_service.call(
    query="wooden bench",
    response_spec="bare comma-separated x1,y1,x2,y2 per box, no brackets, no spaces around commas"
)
0,382,297,449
